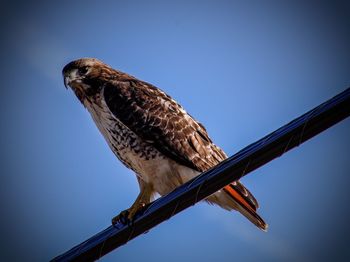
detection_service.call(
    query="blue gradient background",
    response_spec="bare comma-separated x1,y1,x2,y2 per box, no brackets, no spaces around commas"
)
1,1,349,261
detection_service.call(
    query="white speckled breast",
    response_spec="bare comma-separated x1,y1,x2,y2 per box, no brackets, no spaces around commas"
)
83,90,163,179
82,90,200,195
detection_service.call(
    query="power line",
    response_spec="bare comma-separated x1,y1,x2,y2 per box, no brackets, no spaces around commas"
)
52,87,350,262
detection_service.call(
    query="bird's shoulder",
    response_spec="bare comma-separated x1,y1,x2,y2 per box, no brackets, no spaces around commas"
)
102,77,227,172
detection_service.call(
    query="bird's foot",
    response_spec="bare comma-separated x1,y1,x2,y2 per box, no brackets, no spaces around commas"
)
111,202,147,225
111,209,130,225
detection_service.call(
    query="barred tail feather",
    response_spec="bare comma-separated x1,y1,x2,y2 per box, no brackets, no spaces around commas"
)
206,183,268,231
223,184,268,231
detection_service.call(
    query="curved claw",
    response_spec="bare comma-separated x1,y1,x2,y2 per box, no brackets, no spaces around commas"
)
111,203,150,226
112,210,130,225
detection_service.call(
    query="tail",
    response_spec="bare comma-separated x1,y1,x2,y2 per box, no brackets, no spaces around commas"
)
207,181,268,231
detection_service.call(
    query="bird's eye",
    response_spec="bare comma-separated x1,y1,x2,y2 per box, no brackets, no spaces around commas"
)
79,67,89,75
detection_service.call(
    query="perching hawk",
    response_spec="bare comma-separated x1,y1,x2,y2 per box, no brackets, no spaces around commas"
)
62,58,267,231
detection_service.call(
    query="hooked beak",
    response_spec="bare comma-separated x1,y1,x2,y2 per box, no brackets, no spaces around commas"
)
62,61,76,89
64,75,70,89
62,68,78,89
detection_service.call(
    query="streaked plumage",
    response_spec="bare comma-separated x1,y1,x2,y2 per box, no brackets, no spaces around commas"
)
62,58,267,230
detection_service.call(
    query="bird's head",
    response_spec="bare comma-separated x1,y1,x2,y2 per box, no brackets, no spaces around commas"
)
62,58,112,102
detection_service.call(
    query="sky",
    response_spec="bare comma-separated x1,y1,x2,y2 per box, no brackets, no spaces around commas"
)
1,1,349,261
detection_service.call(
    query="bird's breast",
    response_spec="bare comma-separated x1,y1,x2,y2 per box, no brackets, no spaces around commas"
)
83,93,201,195
85,94,163,178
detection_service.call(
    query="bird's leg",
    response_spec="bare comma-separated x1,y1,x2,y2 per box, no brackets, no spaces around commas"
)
112,178,153,225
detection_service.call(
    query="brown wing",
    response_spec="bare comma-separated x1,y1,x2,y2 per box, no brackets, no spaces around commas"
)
103,75,260,211
103,77,226,172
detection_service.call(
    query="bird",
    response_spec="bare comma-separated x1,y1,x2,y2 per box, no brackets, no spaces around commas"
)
62,58,268,231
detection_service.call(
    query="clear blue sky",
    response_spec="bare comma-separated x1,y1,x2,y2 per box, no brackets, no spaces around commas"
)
1,1,349,261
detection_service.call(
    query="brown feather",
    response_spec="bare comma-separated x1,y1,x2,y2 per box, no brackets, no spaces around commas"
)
62,58,266,230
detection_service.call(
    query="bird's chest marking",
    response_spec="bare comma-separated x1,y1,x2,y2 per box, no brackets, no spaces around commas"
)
84,93,163,177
